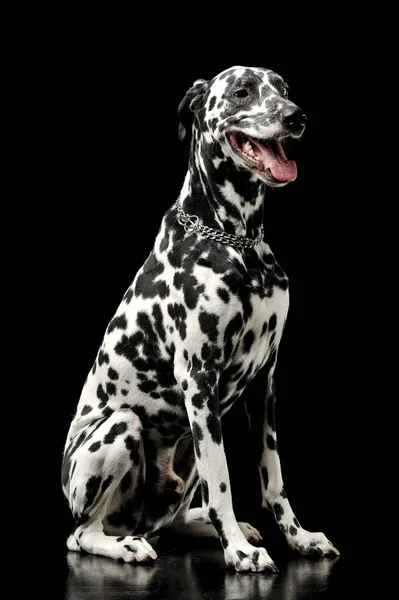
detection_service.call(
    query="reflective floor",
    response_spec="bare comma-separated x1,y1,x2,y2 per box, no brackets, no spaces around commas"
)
60,534,353,599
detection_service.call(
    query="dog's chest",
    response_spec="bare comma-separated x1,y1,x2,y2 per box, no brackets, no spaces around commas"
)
242,282,288,365
220,271,289,408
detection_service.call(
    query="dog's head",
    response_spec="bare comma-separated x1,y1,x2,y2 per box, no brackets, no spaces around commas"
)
178,66,306,187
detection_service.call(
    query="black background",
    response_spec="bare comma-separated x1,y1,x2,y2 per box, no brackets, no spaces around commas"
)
37,17,370,564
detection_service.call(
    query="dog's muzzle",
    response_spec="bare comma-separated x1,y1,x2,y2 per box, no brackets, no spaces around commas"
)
227,105,307,184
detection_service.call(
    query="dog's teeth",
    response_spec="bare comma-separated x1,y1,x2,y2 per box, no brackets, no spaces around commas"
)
243,141,255,157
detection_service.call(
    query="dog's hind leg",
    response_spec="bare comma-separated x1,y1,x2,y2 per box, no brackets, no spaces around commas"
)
62,408,157,562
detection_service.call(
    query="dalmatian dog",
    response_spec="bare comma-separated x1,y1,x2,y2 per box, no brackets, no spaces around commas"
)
62,65,339,573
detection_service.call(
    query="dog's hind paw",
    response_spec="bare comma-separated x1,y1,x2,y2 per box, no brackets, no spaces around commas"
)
237,522,263,544
114,536,158,563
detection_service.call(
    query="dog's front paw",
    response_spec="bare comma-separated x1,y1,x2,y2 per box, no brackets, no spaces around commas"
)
224,544,278,573
287,528,339,557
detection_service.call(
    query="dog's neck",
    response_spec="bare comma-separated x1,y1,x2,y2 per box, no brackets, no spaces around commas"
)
178,131,265,241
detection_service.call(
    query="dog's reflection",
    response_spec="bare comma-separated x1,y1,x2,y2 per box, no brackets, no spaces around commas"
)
66,541,339,600
223,557,339,600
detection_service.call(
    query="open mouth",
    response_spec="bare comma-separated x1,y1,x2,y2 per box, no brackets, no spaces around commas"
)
228,132,297,183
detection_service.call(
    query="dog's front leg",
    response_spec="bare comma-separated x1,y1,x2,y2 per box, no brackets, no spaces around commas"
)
246,366,340,558
177,363,278,573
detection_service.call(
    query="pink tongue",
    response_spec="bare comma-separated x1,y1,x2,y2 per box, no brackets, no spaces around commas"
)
249,137,297,182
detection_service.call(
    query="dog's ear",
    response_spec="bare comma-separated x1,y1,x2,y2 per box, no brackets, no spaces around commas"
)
178,79,210,142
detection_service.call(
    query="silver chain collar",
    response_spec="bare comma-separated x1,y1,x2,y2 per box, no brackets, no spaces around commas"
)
176,203,264,250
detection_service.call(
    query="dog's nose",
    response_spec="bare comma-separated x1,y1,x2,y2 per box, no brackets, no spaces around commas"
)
281,107,307,130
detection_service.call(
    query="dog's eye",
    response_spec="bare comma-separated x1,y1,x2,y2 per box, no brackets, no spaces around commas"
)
233,89,249,98
282,87,289,98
